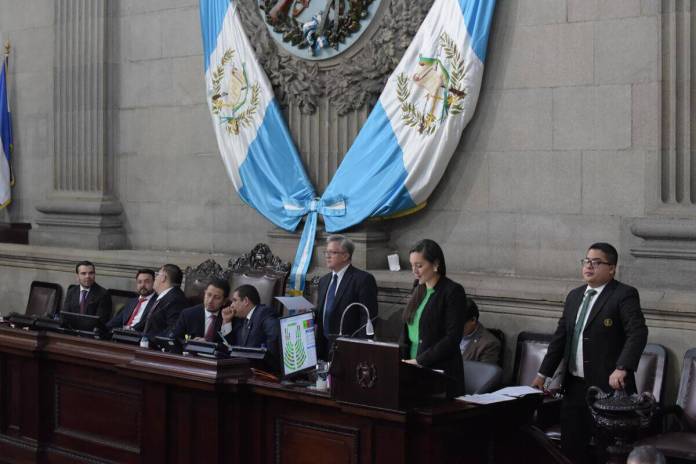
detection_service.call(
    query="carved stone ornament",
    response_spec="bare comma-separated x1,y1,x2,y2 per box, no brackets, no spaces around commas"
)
236,0,434,115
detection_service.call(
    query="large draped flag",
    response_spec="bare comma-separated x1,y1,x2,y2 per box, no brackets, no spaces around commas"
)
0,51,13,208
200,0,495,293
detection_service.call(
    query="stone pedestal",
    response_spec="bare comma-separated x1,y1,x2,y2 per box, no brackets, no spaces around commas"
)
267,223,393,272
31,0,125,249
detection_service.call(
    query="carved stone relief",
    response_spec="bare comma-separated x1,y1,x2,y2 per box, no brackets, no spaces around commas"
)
237,0,434,115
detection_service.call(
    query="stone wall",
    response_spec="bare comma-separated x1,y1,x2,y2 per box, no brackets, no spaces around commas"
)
1,0,695,402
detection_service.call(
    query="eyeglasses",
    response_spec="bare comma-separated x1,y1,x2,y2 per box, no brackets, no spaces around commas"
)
580,258,611,268
323,251,346,257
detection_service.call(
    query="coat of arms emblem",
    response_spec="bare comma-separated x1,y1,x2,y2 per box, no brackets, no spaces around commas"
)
397,32,468,135
209,49,261,135
259,0,381,60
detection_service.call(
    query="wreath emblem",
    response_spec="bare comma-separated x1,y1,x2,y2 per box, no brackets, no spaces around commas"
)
396,32,467,135
209,48,261,135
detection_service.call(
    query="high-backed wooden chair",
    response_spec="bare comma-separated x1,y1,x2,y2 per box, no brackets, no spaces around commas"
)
513,332,554,386
25,281,63,317
182,244,290,313
183,259,228,306
227,243,289,313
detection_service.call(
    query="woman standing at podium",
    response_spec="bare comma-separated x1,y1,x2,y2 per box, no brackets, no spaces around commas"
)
400,239,466,396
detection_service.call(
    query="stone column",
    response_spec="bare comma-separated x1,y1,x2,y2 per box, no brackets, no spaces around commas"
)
31,0,125,249
625,1,696,290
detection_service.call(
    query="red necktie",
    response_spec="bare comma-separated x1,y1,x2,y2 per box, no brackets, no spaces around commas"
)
204,313,217,342
79,290,88,314
125,297,147,327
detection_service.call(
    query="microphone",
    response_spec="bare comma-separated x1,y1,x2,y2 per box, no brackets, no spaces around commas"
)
338,302,374,338
218,330,232,349
349,317,378,338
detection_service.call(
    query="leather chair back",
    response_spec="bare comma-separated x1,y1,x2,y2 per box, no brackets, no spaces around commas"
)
514,332,553,386
487,327,506,367
634,343,668,404
229,272,282,310
25,281,63,317
677,348,696,430
107,289,138,320
463,360,503,394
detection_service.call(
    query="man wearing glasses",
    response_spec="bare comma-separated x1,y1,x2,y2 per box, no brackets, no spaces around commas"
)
532,242,648,464
315,234,378,360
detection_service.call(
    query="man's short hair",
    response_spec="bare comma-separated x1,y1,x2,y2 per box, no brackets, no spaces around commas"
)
160,264,183,286
462,298,480,322
136,269,155,280
207,277,231,298
326,234,355,259
75,260,95,273
588,242,619,265
234,284,260,306
627,445,666,464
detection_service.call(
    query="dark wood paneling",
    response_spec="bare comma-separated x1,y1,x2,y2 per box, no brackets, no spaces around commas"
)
0,327,542,464
275,418,360,464
49,363,142,463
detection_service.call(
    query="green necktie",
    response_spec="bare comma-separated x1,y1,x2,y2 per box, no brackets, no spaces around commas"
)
568,289,597,374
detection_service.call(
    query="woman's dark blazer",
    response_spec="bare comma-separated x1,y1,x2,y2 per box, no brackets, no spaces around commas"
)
399,276,466,396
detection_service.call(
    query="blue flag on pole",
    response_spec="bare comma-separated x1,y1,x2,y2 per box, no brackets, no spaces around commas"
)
0,55,13,208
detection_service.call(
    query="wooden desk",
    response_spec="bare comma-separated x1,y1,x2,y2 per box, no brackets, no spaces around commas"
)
0,326,541,464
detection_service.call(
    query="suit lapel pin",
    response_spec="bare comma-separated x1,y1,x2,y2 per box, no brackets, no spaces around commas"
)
603,318,613,327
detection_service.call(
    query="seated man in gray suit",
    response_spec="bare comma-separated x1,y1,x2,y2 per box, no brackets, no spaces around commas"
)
460,298,501,365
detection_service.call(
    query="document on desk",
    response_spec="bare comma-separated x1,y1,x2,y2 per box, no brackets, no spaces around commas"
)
456,386,543,405
455,393,517,405
493,386,544,398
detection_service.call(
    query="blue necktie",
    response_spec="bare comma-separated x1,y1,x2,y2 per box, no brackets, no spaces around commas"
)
323,274,338,338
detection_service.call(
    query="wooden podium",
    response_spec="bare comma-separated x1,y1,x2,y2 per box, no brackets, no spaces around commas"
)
330,337,454,411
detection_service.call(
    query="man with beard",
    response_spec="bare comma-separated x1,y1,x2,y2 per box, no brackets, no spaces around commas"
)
106,269,158,331
60,260,112,324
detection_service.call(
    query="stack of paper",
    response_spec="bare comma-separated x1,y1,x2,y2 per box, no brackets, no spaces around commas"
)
456,385,543,405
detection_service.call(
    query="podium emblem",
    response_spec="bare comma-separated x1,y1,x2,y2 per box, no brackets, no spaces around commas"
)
355,361,377,389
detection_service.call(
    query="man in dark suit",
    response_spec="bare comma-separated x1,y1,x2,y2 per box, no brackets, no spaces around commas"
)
315,235,378,360
142,263,188,338
106,269,157,331
221,284,280,372
171,278,230,343
60,260,112,324
532,242,648,464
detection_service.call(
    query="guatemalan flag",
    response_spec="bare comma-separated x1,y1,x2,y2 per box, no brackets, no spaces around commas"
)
322,0,496,231
200,0,316,231
0,54,13,208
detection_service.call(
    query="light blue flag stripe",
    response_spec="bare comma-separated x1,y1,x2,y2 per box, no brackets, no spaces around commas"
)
238,100,315,231
322,102,414,233
200,0,229,72
458,0,496,62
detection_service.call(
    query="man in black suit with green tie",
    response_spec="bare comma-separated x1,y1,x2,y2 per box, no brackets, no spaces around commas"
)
532,242,648,464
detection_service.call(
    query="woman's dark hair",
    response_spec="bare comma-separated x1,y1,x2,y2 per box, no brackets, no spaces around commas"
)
402,239,446,324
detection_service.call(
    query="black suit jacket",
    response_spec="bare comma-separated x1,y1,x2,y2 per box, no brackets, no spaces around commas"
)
398,276,467,397
142,287,189,338
61,283,112,324
170,304,227,343
230,305,280,372
315,265,378,359
539,279,648,393
106,294,158,330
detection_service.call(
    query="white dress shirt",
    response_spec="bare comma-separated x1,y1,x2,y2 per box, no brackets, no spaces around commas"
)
570,283,607,378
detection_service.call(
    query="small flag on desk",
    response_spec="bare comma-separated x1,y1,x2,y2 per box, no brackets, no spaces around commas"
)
0,50,13,209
